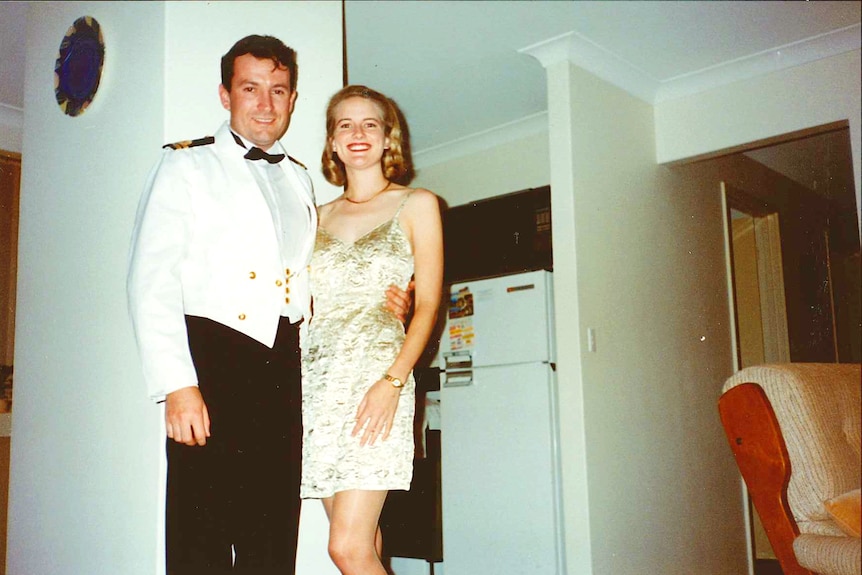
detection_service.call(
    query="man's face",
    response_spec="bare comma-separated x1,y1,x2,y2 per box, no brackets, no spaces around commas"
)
218,53,297,150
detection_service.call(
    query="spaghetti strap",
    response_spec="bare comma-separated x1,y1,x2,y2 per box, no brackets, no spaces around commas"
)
393,190,414,218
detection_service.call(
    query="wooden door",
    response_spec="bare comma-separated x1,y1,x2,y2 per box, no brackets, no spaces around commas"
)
0,151,20,412
0,150,19,575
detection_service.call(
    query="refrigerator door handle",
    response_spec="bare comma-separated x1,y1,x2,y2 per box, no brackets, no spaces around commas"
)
443,369,473,388
443,350,473,370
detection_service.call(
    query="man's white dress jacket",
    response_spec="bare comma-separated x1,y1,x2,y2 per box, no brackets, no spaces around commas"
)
127,122,317,402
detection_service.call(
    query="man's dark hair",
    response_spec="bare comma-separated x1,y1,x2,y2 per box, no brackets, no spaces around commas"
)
221,35,298,92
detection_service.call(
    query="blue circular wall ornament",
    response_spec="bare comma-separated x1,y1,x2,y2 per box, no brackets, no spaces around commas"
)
54,16,105,117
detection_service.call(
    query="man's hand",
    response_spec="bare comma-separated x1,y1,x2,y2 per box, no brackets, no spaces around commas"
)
165,386,211,446
385,281,415,322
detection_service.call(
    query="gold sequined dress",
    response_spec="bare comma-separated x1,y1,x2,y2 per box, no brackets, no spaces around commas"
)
300,194,415,499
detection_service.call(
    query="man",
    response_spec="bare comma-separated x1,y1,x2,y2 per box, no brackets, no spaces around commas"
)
128,35,408,574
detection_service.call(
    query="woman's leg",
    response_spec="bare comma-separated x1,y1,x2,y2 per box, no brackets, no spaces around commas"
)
324,490,388,575
322,497,385,560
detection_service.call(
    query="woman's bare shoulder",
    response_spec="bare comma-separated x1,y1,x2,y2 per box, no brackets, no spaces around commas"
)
315,198,341,225
403,187,439,209
399,188,442,237
319,195,338,208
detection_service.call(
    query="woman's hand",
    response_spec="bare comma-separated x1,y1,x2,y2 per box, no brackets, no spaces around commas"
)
352,378,402,446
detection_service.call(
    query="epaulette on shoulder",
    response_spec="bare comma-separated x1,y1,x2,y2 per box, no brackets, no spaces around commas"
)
163,136,215,150
288,155,307,170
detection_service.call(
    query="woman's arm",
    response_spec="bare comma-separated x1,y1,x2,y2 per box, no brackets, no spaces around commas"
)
353,189,443,446
385,188,443,383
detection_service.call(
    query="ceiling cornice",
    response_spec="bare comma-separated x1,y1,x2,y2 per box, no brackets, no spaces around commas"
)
520,30,659,103
413,111,548,169
521,23,861,105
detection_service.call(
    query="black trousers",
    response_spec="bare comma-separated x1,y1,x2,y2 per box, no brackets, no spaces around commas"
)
166,316,302,575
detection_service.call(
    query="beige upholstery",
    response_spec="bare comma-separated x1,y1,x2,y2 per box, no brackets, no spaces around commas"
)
795,534,862,575
722,363,861,575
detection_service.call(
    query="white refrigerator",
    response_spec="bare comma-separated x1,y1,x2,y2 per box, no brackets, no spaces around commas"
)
438,270,564,574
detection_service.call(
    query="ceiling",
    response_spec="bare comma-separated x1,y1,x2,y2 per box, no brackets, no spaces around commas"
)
342,0,859,209
1,1,860,192
344,1,860,154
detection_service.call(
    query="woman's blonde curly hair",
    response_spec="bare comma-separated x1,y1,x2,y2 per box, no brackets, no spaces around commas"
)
321,85,409,187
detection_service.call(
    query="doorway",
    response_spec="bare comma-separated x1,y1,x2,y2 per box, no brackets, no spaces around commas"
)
720,125,861,575
722,186,790,571
725,191,791,369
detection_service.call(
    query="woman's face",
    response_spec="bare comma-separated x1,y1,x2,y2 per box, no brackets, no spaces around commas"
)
330,96,390,172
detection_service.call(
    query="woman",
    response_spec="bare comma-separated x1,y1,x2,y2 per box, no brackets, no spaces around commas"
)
300,85,443,575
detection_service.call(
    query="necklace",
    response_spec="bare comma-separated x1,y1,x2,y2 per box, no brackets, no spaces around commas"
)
344,181,391,204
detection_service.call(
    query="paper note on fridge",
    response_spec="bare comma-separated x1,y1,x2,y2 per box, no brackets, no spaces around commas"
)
448,287,473,318
448,287,475,350
448,317,474,350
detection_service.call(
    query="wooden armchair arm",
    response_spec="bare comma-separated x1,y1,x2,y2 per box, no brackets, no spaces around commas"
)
719,382,814,575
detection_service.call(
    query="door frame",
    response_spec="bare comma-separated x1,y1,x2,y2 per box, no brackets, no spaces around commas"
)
721,181,794,572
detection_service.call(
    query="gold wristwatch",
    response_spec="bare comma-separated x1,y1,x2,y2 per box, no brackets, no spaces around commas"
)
384,374,404,388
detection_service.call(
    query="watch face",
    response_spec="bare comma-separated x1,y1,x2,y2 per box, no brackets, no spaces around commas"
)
54,16,105,117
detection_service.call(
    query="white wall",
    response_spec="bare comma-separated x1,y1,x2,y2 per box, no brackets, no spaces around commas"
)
9,3,167,573
0,106,22,154
8,2,343,574
413,129,549,207
545,61,746,575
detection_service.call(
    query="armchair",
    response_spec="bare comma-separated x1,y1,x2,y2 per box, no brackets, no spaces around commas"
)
719,363,861,575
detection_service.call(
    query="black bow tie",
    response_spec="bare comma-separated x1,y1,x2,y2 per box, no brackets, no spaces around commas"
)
244,146,285,164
